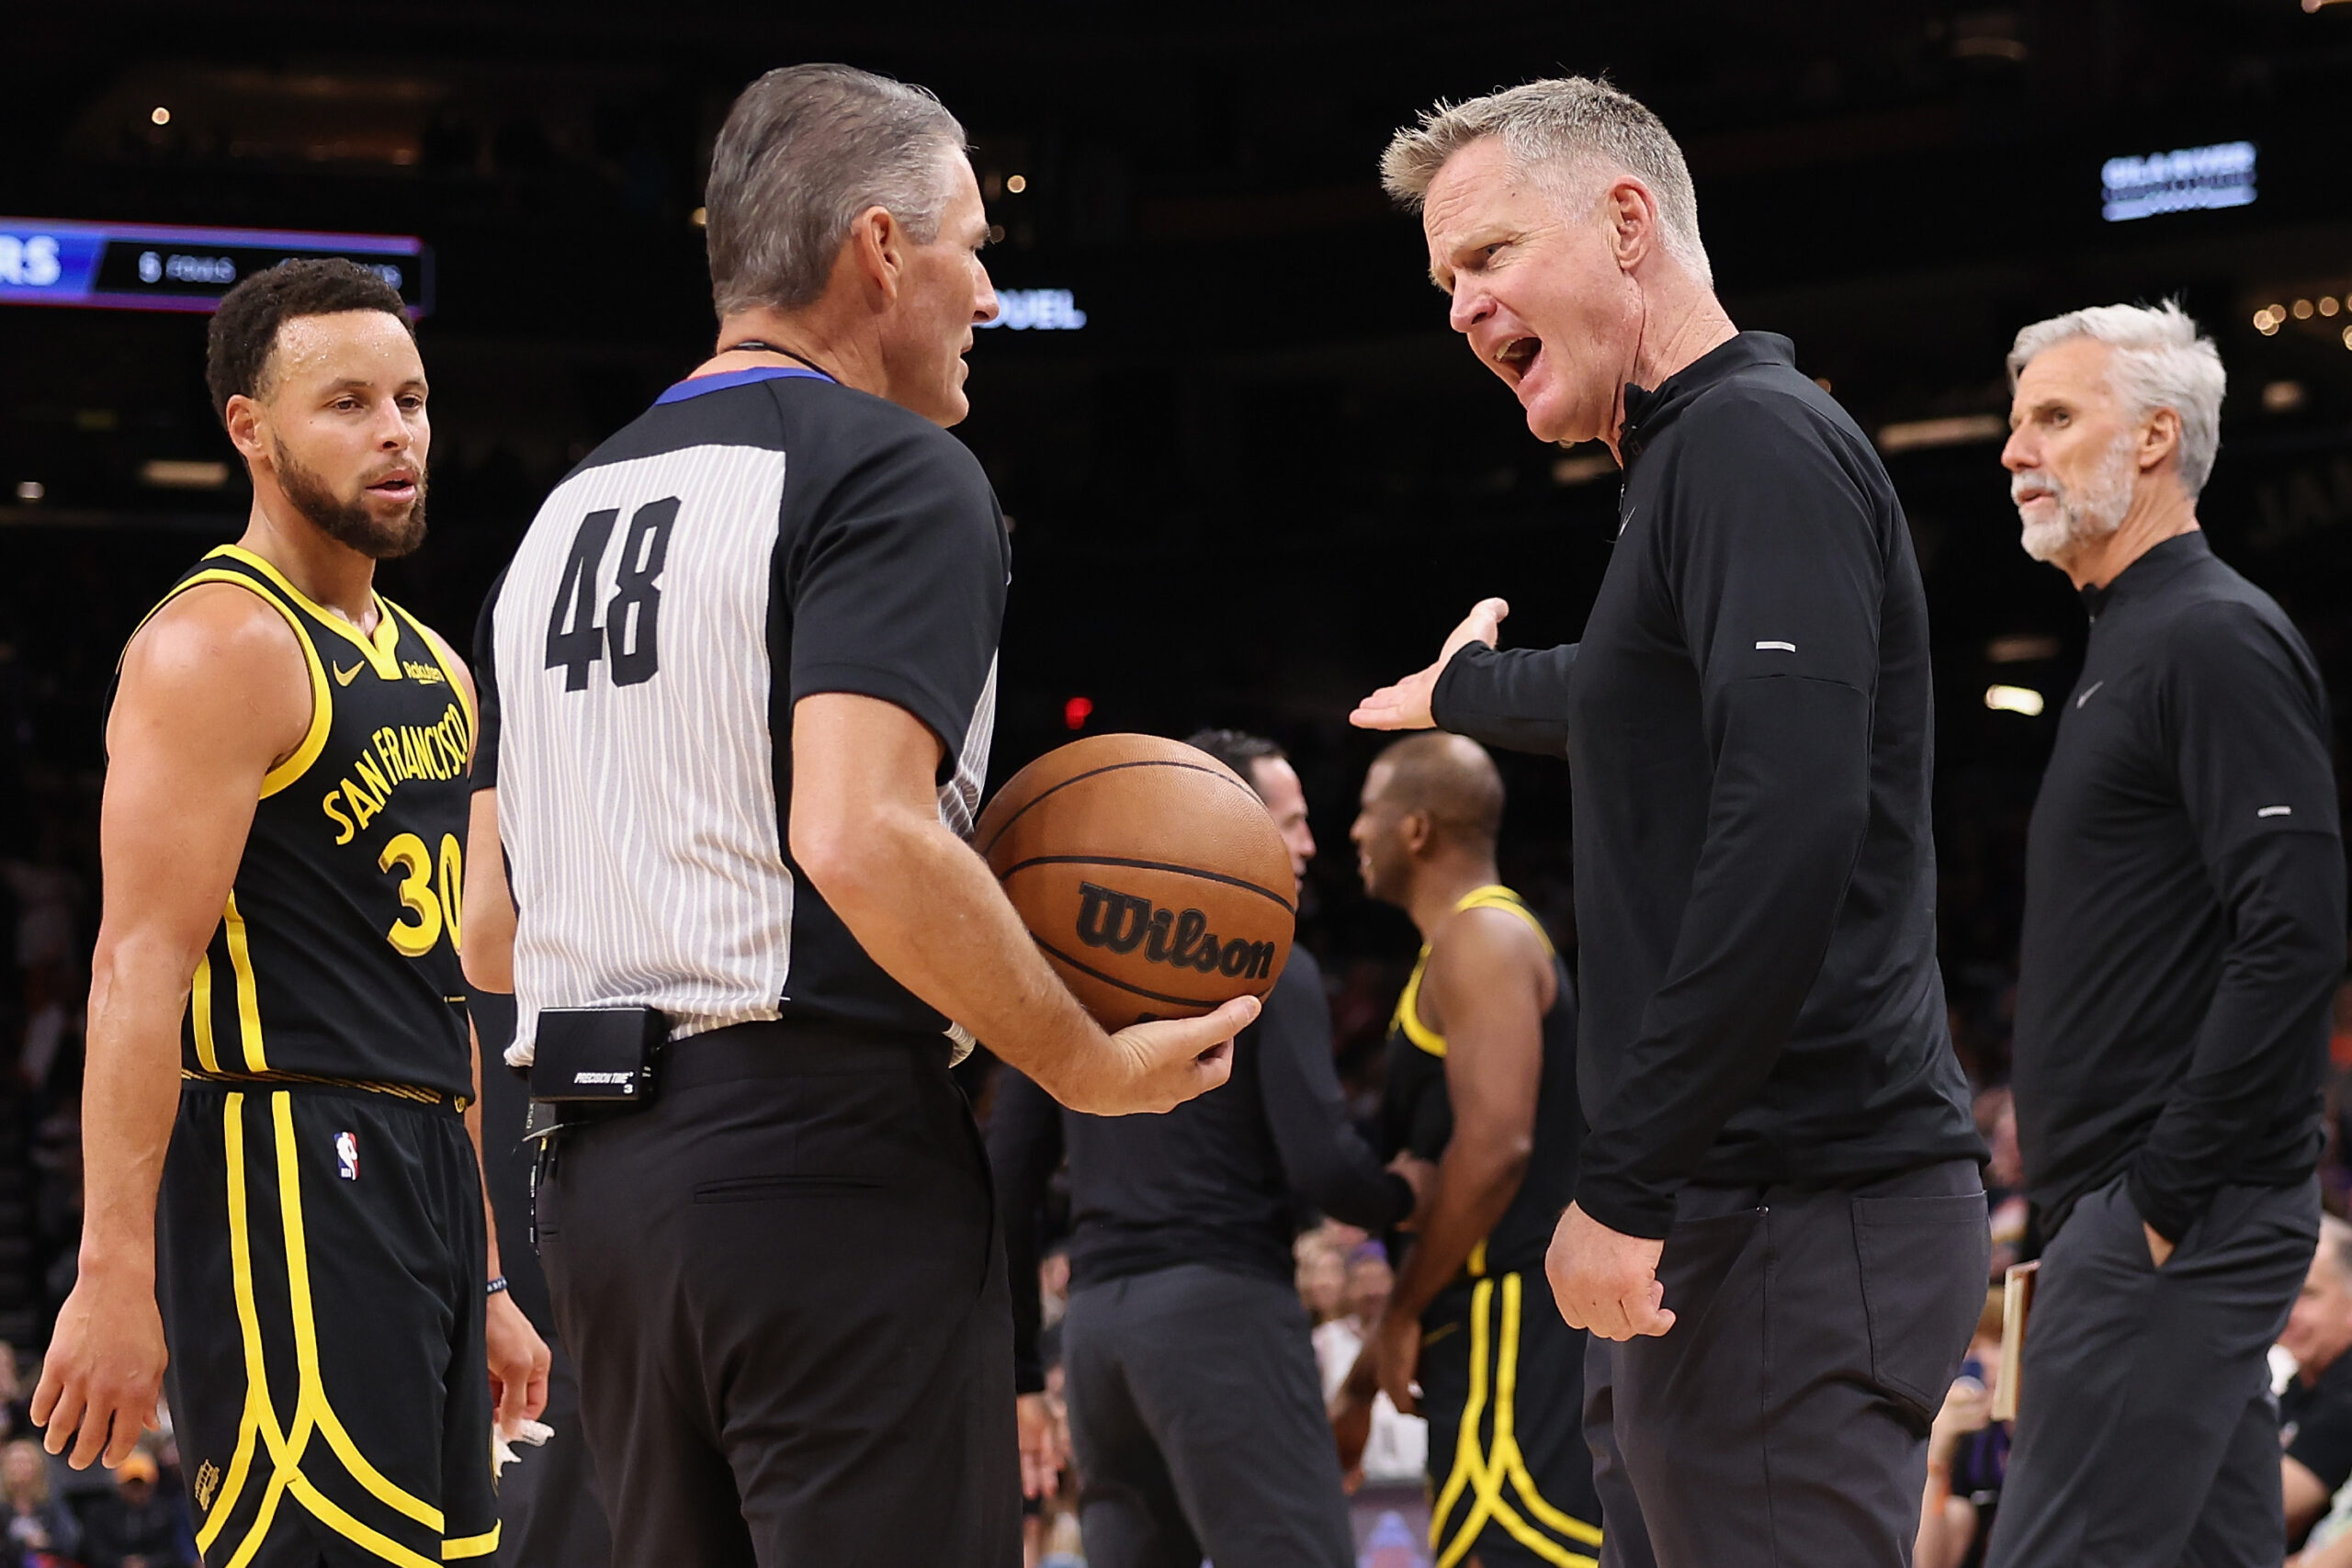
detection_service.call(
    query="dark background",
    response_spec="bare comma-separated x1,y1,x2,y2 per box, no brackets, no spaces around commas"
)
0,0,2347,1342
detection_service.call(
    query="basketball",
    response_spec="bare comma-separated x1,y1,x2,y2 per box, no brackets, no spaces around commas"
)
975,733,1297,1029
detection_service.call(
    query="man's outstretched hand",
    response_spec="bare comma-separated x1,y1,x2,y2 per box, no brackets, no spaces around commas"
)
1350,598,1510,731
1545,1201,1676,1342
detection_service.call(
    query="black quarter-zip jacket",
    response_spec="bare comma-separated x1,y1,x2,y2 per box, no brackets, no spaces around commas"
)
1432,332,1982,1238
2014,531,2343,1241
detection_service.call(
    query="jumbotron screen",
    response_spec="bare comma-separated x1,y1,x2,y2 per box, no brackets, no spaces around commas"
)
0,218,429,316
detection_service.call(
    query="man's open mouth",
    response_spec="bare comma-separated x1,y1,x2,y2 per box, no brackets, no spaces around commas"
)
1496,335,1542,384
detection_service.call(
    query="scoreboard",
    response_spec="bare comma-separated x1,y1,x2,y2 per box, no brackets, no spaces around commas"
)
0,218,429,316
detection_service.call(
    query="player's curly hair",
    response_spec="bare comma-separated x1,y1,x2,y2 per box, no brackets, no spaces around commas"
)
205,258,411,426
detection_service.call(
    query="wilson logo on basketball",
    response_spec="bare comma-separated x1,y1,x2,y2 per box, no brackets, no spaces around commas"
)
1074,882,1278,980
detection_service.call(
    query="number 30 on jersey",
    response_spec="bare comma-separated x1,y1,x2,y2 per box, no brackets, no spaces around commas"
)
546,497,680,691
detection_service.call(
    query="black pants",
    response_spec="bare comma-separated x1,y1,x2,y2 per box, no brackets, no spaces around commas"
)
1590,1158,1990,1568
538,1023,1021,1568
1062,1262,1355,1568
1984,1174,2319,1568
492,1335,613,1568
159,1084,497,1568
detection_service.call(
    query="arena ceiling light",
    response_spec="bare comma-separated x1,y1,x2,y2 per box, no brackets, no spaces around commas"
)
1984,685,2047,717
0,218,429,316
1877,413,2007,454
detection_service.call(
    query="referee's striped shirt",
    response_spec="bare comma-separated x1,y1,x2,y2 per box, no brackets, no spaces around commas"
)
475,364,1006,1061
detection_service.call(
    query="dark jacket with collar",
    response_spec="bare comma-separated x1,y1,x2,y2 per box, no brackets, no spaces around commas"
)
1433,331,1982,1236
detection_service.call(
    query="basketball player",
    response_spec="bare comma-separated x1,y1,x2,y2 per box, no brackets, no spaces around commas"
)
1353,79,1987,1567
989,728,1422,1568
1985,304,2340,1568
460,66,1250,1566
1333,733,1598,1568
30,259,548,1566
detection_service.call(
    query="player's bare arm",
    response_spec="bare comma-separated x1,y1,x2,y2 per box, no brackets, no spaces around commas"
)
429,626,551,1434
1351,905,1551,1416
32,584,309,1469
788,692,1253,1116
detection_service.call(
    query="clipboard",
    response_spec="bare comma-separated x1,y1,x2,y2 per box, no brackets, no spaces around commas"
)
1993,1260,2038,1422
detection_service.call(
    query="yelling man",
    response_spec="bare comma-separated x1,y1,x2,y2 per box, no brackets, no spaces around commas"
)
1986,301,2342,1568
1352,77,1988,1566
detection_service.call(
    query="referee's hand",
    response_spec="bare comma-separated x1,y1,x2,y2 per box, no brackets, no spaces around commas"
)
1351,597,1509,731
1085,995,1259,1115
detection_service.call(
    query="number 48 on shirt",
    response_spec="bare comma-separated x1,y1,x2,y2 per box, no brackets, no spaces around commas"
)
546,496,680,691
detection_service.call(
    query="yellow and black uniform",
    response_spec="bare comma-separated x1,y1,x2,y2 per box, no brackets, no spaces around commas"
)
1382,886,1600,1568
116,545,499,1568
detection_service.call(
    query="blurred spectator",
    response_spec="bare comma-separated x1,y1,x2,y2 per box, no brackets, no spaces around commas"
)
1307,1237,1425,1488
78,1450,188,1568
1917,1289,2010,1568
1,1438,77,1567
1975,1088,2030,1280
1296,1230,1347,1325
2283,1217,2352,1548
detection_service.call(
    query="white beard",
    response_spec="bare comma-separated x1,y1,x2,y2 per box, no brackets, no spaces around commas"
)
2015,436,2134,564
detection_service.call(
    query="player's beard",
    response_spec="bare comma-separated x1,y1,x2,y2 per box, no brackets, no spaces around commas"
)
273,437,428,560
2014,434,2133,565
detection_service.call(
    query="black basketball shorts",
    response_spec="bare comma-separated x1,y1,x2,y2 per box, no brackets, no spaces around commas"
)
158,1082,497,1568
1418,1269,1604,1568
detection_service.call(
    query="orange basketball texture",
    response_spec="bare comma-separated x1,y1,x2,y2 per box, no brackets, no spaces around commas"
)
974,734,1296,1029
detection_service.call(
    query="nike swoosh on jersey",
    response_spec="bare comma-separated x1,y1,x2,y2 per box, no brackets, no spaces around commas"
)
333,661,364,686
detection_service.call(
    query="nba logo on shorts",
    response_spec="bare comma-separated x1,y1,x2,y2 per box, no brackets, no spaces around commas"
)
335,1131,359,1181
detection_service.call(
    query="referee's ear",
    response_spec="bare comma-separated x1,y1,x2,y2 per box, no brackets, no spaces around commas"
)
842,205,910,308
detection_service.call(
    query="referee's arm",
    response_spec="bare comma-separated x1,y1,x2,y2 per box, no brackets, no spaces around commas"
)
789,694,1254,1116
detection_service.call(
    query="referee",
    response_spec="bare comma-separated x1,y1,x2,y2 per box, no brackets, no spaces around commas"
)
1985,303,2344,1568
464,66,1252,1566
989,729,1419,1568
1354,77,1988,1566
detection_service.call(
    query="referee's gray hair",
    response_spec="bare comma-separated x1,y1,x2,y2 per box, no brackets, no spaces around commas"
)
1380,77,1713,288
706,63,967,316
2007,300,2227,498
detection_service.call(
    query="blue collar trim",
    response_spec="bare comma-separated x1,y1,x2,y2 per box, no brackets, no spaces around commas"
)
655,366,833,404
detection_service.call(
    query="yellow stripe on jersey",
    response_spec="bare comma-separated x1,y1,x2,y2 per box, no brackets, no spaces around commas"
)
214,545,403,682
127,568,335,798
442,1526,502,1560
1430,1273,1601,1568
1390,885,1554,1059
191,954,221,1075
222,894,268,1074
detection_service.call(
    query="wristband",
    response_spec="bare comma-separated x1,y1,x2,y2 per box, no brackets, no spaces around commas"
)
486,1275,509,1298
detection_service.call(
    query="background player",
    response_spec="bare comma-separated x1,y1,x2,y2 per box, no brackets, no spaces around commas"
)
989,728,1423,1568
462,65,1250,1567
1336,733,1598,1568
30,259,548,1564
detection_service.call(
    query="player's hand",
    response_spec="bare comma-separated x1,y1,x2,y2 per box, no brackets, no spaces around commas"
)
1350,598,1510,731
1387,1152,1438,1230
31,1269,166,1469
486,1290,551,1435
1330,1347,1376,1479
1016,1392,1066,1499
1545,1201,1675,1342
1080,995,1259,1115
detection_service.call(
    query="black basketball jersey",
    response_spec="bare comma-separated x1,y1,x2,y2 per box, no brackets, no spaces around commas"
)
118,545,476,1100
1380,885,1583,1280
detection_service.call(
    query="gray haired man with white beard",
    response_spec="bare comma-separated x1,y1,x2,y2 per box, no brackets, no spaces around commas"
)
1988,302,2344,1568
